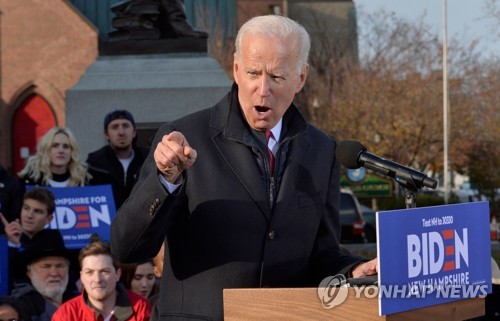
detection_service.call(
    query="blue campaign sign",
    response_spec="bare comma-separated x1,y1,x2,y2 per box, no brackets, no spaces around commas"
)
30,185,117,249
376,202,491,315
0,235,7,295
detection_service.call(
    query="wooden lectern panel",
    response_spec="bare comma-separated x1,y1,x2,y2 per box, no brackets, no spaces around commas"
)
223,288,484,321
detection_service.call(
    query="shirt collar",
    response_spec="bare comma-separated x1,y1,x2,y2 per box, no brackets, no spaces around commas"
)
268,118,283,142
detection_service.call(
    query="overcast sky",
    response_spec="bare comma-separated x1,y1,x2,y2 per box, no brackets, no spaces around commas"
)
354,0,499,60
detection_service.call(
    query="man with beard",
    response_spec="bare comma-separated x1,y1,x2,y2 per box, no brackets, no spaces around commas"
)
86,110,149,209
52,236,151,320
10,229,71,321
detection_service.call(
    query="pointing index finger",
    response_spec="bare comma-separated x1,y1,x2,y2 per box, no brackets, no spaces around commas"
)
167,131,186,145
0,212,8,226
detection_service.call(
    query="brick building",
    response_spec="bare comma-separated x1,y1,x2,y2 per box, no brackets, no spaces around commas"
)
0,0,357,174
0,0,97,173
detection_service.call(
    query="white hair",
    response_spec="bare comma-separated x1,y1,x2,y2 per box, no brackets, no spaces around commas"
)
234,15,310,73
27,259,69,304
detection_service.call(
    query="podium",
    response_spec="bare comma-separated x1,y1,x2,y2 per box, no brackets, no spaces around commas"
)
223,288,484,321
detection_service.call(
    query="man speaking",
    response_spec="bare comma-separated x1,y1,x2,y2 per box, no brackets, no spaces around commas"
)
111,14,377,321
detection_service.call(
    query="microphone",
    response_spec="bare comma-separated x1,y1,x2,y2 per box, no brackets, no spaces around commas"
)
336,140,438,190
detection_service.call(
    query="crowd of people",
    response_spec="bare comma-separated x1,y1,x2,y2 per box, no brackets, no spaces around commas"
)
0,14,380,321
0,107,156,320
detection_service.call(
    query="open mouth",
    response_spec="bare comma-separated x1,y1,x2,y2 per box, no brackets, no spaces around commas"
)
255,106,270,114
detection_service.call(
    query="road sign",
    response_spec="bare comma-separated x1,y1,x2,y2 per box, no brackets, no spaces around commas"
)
341,170,392,197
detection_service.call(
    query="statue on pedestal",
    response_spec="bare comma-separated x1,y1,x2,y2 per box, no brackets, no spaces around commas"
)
109,0,208,40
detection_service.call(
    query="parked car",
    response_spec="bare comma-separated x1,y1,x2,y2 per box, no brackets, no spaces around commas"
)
339,189,366,243
360,204,377,243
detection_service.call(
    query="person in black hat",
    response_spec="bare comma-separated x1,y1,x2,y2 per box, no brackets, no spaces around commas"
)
86,109,149,209
10,229,71,321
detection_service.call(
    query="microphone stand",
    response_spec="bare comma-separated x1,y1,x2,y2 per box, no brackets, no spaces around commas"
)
404,188,417,209
394,169,420,209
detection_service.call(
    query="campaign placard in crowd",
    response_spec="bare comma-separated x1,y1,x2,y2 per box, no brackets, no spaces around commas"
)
377,202,491,315
0,235,7,295
28,185,117,249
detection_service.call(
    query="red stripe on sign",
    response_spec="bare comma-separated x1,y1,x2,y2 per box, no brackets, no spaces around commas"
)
443,261,455,271
442,230,454,239
77,214,90,221
73,206,88,212
446,245,454,256
75,222,90,228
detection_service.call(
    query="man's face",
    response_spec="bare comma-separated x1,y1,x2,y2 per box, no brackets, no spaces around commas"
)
27,256,69,302
21,199,53,238
233,33,308,131
80,254,120,303
104,119,136,151
49,133,72,170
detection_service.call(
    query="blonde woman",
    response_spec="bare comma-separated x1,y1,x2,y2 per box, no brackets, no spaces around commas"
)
19,127,90,187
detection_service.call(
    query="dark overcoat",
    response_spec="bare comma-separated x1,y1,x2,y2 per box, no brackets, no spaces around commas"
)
111,85,364,320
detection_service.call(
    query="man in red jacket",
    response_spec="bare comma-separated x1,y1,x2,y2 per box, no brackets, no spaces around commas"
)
52,236,151,321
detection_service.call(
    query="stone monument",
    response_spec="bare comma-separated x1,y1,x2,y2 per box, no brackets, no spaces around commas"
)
66,0,231,157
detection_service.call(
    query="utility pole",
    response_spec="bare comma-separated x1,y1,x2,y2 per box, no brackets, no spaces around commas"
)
443,0,450,204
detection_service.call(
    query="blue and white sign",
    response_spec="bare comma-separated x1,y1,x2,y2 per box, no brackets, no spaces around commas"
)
377,202,491,315
347,168,366,183
28,185,117,249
